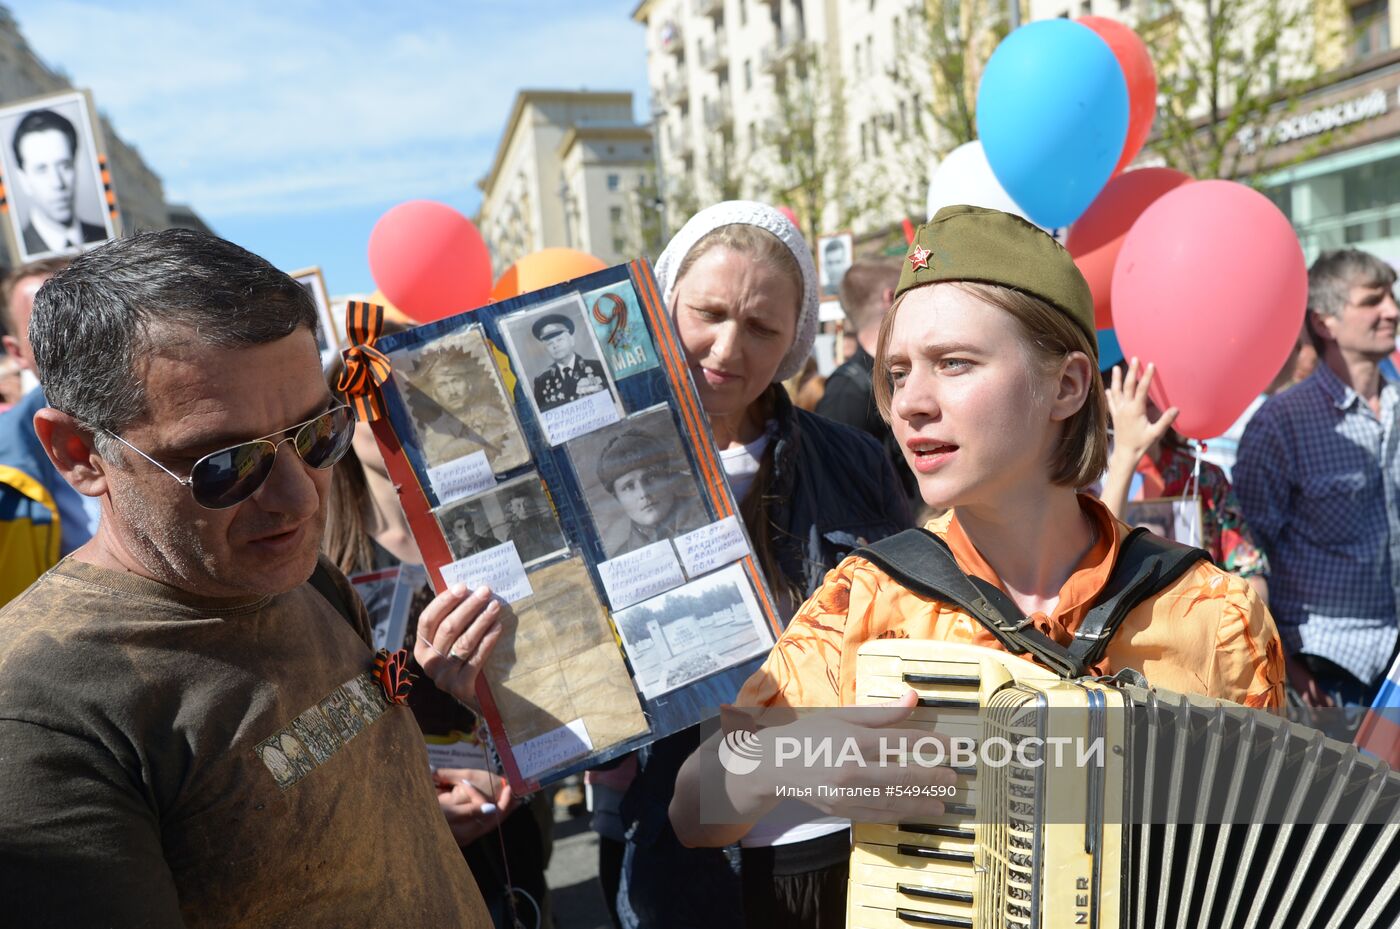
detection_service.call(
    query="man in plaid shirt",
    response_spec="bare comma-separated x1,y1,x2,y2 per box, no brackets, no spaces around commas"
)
1235,248,1400,709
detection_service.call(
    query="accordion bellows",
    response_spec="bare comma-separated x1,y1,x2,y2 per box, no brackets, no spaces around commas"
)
848,640,1400,929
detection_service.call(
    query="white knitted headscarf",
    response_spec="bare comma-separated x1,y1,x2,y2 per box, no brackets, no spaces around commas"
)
653,200,819,384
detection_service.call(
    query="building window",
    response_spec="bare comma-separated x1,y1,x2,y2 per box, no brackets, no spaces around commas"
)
745,58,753,90
749,121,758,151
1353,0,1391,59
607,173,621,191
860,122,869,159
870,118,880,156
740,0,747,26
610,205,623,223
613,236,626,254
1081,0,1091,12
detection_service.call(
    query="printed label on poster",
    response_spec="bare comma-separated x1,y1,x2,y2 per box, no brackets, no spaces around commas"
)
598,540,686,609
675,516,751,578
427,451,495,504
425,735,490,772
541,389,620,446
514,718,593,780
584,282,661,380
441,541,534,604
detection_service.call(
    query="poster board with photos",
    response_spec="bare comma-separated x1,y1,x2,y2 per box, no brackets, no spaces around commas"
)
369,259,782,792
0,88,120,263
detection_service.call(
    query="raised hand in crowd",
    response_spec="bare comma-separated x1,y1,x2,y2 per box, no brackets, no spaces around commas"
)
1102,357,1180,519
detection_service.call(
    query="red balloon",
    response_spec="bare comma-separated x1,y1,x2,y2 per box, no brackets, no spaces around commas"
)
1067,167,1192,329
777,206,799,230
367,200,492,323
1112,180,1307,439
1079,17,1156,176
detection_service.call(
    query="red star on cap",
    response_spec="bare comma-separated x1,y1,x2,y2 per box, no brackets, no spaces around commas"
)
908,244,931,271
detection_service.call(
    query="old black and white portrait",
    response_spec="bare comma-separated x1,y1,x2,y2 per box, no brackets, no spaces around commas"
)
289,266,339,359
816,232,853,300
0,90,116,262
611,563,771,699
568,405,709,560
435,474,568,567
499,293,621,445
391,326,530,473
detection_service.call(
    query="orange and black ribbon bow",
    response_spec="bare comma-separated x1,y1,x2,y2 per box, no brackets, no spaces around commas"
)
339,300,392,422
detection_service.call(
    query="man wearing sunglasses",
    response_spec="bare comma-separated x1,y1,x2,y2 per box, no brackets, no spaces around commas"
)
0,230,500,927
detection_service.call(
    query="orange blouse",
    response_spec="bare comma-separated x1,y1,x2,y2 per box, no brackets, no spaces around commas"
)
737,495,1284,710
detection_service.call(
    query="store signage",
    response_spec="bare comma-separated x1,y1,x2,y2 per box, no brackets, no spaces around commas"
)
1237,87,1392,154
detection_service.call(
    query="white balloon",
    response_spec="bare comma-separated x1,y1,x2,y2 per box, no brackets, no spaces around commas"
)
926,141,1039,225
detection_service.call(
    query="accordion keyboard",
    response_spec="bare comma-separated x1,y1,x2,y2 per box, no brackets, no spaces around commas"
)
846,639,1400,929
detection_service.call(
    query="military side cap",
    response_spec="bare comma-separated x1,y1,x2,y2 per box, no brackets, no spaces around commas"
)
532,313,575,339
896,205,1096,352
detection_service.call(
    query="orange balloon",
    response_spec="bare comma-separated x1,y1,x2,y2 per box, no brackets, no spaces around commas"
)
490,248,608,302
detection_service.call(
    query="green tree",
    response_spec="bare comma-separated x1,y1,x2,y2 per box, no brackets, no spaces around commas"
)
756,40,871,247
1148,0,1342,183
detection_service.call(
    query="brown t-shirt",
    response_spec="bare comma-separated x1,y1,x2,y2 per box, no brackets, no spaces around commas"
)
0,556,490,928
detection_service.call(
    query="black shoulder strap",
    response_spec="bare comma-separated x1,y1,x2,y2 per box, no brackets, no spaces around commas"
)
309,560,360,633
856,529,1084,678
1067,527,1208,670
856,525,1210,680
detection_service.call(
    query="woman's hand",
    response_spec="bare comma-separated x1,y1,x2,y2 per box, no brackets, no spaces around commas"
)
1107,358,1179,466
413,583,505,708
432,766,515,847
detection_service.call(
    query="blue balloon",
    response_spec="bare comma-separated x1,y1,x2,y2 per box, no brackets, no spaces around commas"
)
1097,328,1124,372
976,20,1130,229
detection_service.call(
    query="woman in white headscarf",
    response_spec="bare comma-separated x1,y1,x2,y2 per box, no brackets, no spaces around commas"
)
613,202,912,929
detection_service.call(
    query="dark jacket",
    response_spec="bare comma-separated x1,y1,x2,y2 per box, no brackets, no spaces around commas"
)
760,383,914,600
615,385,913,927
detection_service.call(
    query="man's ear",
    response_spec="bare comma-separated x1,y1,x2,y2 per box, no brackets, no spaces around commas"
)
32,407,109,498
1,334,24,368
1306,310,1335,345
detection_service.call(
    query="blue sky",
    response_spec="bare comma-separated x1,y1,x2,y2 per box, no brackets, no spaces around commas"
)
6,1,652,295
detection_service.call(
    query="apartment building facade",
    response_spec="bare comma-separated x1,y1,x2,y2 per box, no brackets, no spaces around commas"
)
476,90,660,275
635,0,1001,246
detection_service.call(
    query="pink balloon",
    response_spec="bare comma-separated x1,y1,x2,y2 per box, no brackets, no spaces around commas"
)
1112,180,1306,439
368,200,493,323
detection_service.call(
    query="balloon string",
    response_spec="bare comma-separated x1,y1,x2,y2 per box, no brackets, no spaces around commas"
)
1187,440,1204,549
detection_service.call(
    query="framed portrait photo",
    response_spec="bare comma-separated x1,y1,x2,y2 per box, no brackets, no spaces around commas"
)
434,472,568,569
388,325,530,483
289,266,340,360
815,230,853,301
567,404,709,561
0,89,118,263
497,292,623,446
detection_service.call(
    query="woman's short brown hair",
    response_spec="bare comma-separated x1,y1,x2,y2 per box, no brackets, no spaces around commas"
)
873,281,1108,489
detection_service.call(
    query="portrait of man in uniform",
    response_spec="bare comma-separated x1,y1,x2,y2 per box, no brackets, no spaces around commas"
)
433,475,568,568
529,312,609,413
568,405,711,559
393,328,529,472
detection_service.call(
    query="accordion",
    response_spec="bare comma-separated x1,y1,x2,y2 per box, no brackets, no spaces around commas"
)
847,640,1400,929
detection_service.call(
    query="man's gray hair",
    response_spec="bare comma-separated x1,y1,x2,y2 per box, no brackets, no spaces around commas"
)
30,229,318,457
1309,249,1397,319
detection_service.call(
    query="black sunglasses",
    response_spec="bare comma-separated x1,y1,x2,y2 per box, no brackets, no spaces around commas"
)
104,404,356,510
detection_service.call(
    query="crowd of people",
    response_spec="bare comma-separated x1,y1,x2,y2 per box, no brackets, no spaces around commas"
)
0,198,1394,927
